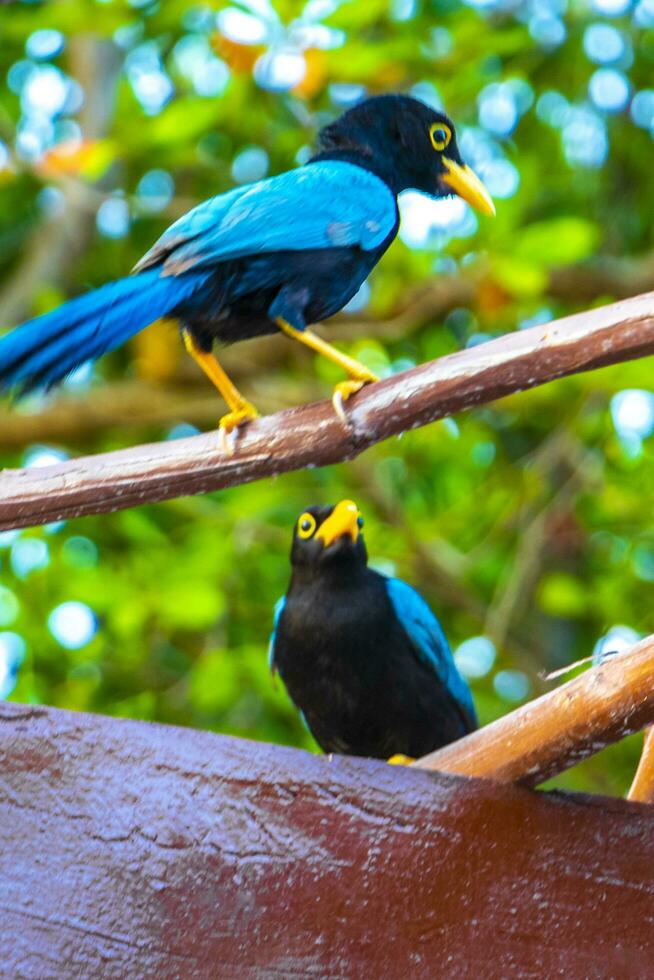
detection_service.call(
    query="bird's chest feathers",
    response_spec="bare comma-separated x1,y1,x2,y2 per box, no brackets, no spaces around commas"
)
278,579,394,697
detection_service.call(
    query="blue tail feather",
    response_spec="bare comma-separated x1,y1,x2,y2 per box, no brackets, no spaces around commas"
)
0,269,207,394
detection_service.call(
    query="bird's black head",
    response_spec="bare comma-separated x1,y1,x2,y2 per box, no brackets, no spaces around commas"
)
312,93,494,215
290,500,368,574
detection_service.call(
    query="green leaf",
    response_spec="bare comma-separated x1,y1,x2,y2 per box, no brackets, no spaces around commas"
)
492,255,548,297
514,218,601,267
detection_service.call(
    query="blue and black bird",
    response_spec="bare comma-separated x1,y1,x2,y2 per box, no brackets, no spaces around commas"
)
0,94,493,434
269,500,477,760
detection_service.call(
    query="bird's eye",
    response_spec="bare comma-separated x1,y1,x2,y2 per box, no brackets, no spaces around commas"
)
357,516,364,529
429,123,452,152
298,513,317,539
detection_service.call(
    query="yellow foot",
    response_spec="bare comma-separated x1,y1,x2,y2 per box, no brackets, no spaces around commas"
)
219,403,259,433
218,403,259,454
387,754,415,766
332,373,379,424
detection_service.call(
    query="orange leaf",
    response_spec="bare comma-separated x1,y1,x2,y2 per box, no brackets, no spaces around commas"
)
38,139,113,180
212,33,264,73
293,49,326,99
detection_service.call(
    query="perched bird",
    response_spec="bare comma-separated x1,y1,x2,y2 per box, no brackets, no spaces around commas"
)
269,500,477,760
0,94,493,435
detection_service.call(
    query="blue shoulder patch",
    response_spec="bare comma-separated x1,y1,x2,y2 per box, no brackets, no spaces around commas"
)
135,161,397,275
385,578,477,724
268,595,286,675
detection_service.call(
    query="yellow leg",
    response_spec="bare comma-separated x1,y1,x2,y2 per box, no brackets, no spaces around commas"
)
182,328,258,433
275,317,379,421
387,754,415,766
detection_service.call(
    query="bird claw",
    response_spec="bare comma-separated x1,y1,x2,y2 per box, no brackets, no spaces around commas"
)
331,375,378,426
387,754,415,766
218,427,238,455
332,387,348,424
217,404,259,454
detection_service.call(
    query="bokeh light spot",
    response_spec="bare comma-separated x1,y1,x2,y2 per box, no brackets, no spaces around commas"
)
593,625,641,664
583,24,626,65
136,169,174,213
26,29,65,60
254,49,306,91
62,536,99,569
589,68,630,113
231,146,269,184
97,198,130,239
21,65,69,117
454,636,496,679
493,669,530,702
48,601,98,649
611,389,654,440
10,538,50,578
591,0,631,15
0,632,26,699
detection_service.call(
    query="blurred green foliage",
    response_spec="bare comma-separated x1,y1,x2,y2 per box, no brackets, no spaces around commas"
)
1,0,654,798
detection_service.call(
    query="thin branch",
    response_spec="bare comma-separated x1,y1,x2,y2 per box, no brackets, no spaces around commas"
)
628,727,654,802
484,431,603,653
1,290,654,531
414,633,654,786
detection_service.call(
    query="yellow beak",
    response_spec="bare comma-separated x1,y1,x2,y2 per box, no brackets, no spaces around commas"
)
442,159,496,216
316,499,360,548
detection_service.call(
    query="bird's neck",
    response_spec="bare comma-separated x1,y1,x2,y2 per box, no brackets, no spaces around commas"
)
307,150,401,197
290,560,369,592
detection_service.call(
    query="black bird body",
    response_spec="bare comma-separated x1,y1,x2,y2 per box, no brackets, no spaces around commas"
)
171,235,396,352
270,502,477,760
274,562,472,758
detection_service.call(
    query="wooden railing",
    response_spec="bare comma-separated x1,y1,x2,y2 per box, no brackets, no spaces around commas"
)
2,700,654,977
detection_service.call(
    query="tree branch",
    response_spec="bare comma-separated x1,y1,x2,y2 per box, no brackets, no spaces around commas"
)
628,727,654,802
1,290,654,531
414,633,654,786
484,427,603,655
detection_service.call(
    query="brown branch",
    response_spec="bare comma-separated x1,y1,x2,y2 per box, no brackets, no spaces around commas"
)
628,727,654,802
4,255,654,448
414,633,654,786
1,290,654,531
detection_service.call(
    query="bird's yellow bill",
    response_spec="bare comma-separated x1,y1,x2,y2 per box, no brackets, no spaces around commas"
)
317,499,359,547
442,159,496,216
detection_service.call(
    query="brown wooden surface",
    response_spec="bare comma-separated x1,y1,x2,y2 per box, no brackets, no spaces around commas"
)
2,290,654,531
416,633,654,786
2,701,654,978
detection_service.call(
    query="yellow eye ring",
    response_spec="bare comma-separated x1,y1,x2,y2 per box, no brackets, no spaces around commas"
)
430,122,452,152
298,512,317,539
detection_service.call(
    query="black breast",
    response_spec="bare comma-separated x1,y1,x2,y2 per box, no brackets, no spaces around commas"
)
274,569,470,759
173,240,394,350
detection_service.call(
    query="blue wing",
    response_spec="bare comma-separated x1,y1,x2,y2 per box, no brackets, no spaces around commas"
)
385,578,477,726
268,596,286,675
134,161,397,275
